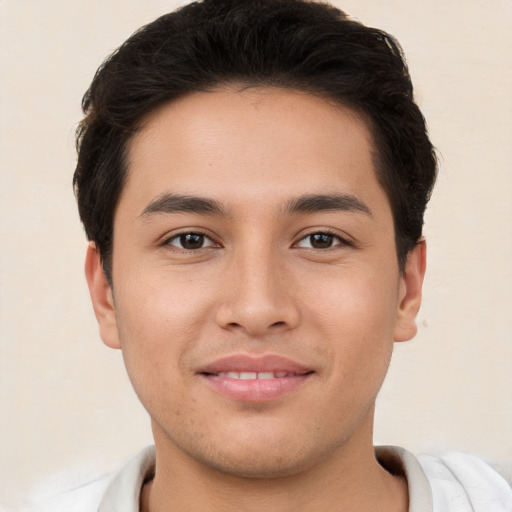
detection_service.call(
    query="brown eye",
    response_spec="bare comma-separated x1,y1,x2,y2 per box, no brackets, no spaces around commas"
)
180,233,205,249
167,232,215,250
296,232,345,249
309,233,334,248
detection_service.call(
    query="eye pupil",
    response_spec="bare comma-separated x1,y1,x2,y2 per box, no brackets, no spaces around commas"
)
310,233,334,249
180,233,204,249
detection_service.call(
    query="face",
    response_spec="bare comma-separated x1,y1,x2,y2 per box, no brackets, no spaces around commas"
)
87,87,424,478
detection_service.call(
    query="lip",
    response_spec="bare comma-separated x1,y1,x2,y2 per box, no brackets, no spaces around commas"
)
198,354,314,402
200,354,312,374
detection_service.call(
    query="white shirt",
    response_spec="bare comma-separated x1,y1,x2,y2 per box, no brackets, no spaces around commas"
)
15,446,512,512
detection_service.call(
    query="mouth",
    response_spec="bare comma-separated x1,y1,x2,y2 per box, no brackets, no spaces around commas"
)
198,354,314,402
206,371,303,379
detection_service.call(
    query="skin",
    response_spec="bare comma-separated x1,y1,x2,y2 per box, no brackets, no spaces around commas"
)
86,87,425,512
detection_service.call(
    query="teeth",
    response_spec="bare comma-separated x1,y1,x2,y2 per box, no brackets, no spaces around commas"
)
240,372,257,380
257,372,275,380
216,371,290,379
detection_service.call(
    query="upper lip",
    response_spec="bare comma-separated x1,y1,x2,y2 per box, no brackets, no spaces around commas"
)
199,354,313,375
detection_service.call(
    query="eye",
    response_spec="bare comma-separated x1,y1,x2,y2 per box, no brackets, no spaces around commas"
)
165,232,217,251
295,232,346,249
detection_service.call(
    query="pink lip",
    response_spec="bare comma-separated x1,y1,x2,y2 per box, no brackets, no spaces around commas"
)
198,354,314,402
200,354,312,374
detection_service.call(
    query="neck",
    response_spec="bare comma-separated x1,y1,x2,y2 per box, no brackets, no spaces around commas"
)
141,414,408,512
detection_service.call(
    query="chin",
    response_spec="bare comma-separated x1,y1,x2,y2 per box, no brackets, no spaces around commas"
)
170,422,340,480
198,447,314,479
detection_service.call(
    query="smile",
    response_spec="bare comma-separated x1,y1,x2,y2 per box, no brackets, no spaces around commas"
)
213,371,299,379
199,354,314,402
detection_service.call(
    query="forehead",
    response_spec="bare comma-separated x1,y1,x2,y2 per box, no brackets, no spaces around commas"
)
121,87,387,216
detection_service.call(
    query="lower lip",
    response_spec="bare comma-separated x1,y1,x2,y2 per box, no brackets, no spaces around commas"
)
200,374,312,402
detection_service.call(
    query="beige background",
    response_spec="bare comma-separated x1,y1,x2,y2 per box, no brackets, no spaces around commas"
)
1,0,511,507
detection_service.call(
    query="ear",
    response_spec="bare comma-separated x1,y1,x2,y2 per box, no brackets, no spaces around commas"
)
394,240,427,342
84,242,121,349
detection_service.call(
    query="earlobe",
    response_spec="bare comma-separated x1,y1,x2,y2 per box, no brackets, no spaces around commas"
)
394,240,427,342
84,242,121,349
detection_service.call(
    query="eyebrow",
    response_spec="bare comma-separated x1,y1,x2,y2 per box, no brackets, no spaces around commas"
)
285,194,372,216
139,193,226,218
139,192,372,219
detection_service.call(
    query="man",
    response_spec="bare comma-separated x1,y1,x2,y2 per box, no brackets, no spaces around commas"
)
24,0,512,510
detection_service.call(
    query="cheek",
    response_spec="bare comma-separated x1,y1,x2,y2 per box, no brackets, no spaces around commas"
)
305,265,399,380
112,271,215,402
307,260,400,330
115,267,214,338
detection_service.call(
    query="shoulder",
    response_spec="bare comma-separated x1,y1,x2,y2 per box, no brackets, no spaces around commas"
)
12,469,112,512
377,446,512,512
13,446,155,512
417,450,512,512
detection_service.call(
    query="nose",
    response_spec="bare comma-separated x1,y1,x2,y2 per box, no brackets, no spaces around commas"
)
215,247,301,337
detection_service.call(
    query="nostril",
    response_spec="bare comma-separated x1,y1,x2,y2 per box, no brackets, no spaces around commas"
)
215,299,300,336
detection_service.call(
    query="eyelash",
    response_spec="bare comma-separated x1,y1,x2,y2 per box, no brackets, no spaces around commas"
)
163,231,218,251
294,230,350,250
163,229,350,252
